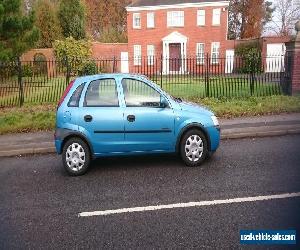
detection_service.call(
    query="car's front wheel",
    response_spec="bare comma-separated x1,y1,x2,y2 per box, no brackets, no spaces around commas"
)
180,129,208,167
62,138,91,176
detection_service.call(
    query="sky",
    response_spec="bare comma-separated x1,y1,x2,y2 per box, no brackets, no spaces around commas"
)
264,0,300,35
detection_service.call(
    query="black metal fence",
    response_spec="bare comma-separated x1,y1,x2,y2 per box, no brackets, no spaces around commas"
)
0,53,292,107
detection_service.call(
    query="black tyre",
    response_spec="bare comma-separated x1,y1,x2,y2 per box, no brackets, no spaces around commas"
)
180,129,208,167
62,138,91,176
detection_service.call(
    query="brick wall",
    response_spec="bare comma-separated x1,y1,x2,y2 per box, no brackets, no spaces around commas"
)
292,46,300,93
92,42,128,59
21,43,128,61
21,48,55,61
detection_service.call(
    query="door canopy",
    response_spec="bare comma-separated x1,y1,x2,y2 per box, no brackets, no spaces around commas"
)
162,31,188,43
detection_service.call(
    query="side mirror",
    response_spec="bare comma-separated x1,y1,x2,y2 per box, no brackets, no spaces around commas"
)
160,96,169,108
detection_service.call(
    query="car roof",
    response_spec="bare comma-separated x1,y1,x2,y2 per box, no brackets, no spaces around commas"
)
76,73,149,83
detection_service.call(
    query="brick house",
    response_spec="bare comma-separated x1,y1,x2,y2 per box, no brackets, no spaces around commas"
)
126,0,230,73
21,0,291,74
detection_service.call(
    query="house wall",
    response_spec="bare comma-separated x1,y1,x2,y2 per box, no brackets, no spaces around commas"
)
127,6,229,57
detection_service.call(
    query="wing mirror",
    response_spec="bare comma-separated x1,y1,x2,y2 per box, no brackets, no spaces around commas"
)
160,96,169,108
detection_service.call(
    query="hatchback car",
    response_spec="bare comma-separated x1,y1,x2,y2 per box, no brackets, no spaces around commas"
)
55,74,220,176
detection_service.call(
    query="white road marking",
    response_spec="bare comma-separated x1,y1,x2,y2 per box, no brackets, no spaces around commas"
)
78,192,300,217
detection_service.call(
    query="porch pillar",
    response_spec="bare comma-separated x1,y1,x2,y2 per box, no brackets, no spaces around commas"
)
180,42,184,73
285,20,300,95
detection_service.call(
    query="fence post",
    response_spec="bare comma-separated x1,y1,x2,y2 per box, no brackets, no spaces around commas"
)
65,56,71,86
205,53,210,97
249,53,255,96
112,56,116,73
285,21,300,95
17,57,24,106
160,54,163,88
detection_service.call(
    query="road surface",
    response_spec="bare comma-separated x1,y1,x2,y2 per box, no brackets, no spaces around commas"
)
1,135,300,249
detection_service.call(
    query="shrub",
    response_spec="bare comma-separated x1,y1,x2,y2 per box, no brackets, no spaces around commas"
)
22,64,33,77
53,37,92,74
235,40,262,73
78,61,98,76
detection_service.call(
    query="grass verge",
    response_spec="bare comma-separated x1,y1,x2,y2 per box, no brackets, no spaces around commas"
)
0,96,300,134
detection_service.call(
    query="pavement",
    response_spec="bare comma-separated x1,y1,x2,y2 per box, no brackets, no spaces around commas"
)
0,113,300,157
1,135,299,249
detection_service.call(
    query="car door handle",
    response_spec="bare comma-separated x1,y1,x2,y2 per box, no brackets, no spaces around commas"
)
84,115,93,122
127,115,135,122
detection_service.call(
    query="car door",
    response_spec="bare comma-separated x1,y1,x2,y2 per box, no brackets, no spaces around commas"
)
121,78,175,152
77,78,125,154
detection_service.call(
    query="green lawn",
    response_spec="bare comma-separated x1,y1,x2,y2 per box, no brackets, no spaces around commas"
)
0,75,284,107
1,95,300,134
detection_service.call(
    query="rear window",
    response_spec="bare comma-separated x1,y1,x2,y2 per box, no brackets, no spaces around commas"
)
84,79,119,107
68,83,85,107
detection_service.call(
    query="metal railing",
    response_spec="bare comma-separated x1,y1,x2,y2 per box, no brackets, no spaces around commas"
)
0,53,292,107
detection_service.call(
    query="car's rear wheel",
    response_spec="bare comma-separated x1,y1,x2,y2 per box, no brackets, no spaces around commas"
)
62,138,91,176
180,129,208,167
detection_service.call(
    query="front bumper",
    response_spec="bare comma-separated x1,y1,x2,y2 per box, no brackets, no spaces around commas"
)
206,126,221,152
55,139,63,154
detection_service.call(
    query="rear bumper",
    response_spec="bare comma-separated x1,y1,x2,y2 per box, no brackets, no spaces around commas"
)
206,126,221,152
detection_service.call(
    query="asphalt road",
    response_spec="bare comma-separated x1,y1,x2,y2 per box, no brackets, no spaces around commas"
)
1,135,300,249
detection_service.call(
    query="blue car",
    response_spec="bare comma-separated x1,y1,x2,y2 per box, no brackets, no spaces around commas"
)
55,74,220,176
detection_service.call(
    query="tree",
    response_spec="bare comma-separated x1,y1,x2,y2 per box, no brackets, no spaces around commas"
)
58,0,86,40
228,0,274,39
100,26,127,43
269,0,300,36
34,0,62,48
0,0,39,60
85,0,130,41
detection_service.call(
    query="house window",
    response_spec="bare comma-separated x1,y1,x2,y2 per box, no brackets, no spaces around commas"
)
133,13,141,29
212,9,221,25
167,11,184,27
147,45,155,65
197,10,205,26
211,42,220,64
134,45,142,66
196,43,205,64
147,12,155,28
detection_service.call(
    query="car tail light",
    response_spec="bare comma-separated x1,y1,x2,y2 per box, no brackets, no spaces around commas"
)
57,80,75,110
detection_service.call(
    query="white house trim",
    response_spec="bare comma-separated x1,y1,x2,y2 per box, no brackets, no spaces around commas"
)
126,1,229,12
162,31,188,74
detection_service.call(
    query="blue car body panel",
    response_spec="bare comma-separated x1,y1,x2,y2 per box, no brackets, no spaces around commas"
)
55,73,220,157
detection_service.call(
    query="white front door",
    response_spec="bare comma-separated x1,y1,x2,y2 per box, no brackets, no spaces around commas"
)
225,50,235,73
266,44,286,73
121,52,129,73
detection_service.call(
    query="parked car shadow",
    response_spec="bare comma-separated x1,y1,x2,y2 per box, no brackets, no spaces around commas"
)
87,152,217,174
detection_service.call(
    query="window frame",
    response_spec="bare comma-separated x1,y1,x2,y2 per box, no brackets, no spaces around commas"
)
83,78,119,107
121,78,166,108
212,8,221,26
147,45,155,66
196,43,205,65
167,11,184,27
68,83,85,107
211,42,220,64
133,13,141,29
133,45,142,66
147,12,155,28
197,9,206,26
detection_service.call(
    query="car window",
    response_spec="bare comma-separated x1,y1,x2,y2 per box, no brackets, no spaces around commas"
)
84,79,119,107
122,78,161,107
68,83,85,107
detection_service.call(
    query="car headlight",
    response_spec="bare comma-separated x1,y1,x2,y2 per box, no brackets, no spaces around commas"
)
211,115,219,127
